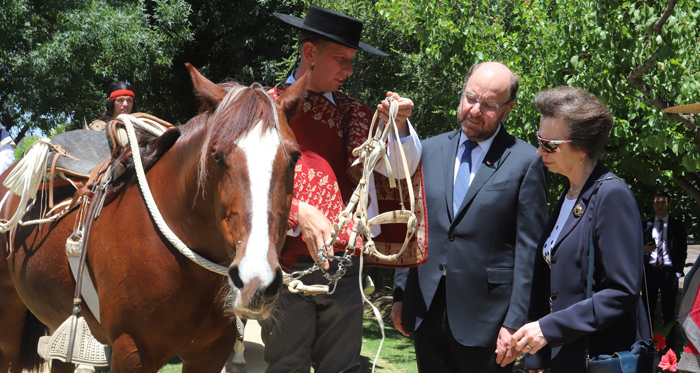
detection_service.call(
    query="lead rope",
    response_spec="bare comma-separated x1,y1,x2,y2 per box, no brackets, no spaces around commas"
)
360,254,387,373
117,114,230,276
120,113,323,295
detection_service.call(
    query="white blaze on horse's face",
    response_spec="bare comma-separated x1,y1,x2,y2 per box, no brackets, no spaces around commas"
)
230,119,280,316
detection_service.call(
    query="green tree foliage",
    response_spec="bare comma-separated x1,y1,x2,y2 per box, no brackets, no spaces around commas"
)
155,0,307,123
4,0,700,237
0,0,192,140
376,0,700,235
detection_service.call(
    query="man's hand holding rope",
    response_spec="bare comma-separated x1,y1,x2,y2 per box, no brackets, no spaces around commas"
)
298,200,331,270
377,92,413,136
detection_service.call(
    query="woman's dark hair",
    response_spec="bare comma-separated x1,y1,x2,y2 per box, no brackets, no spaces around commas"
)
104,81,139,118
534,86,612,159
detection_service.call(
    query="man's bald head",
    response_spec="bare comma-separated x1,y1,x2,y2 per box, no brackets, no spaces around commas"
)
463,62,519,103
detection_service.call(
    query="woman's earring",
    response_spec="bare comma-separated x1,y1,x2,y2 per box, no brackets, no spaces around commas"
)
580,154,583,165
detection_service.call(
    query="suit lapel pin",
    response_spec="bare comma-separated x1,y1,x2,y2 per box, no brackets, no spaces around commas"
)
573,204,583,218
485,160,493,166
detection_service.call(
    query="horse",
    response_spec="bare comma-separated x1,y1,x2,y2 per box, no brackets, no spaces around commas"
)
0,63,306,373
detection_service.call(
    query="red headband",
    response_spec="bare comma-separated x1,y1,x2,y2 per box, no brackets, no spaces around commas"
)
109,89,135,101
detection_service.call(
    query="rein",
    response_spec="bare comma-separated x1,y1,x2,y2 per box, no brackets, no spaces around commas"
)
117,114,230,276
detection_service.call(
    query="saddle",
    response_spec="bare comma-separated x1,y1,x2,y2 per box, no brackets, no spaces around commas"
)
39,113,173,209
19,113,173,366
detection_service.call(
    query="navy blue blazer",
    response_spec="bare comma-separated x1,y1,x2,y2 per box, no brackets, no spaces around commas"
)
643,216,687,275
394,126,548,347
524,162,650,372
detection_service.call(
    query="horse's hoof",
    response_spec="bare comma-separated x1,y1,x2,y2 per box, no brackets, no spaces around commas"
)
227,364,246,373
75,365,96,373
37,335,51,359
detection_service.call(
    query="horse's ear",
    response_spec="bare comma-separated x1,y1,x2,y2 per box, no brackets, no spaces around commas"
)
277,65,313,123
186,63,227,111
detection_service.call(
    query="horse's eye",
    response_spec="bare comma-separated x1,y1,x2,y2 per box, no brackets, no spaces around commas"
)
289,152,301,167
212,149,224,164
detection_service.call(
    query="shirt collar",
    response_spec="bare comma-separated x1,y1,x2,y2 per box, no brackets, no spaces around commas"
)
458,125,501,152
655,215,669,223
286,71,336,106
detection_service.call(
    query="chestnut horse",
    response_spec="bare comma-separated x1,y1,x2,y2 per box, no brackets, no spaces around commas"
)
0,64,304,373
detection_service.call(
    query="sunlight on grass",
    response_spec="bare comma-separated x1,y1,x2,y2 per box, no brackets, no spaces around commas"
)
360,315,417,373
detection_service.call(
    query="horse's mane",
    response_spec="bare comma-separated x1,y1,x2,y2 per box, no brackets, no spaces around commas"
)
190,82,279,195
106,127,182,198
107,81,279,200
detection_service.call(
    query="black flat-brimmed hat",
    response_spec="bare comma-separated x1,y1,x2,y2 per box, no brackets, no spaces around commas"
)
274,5,388,57
664,103,700,114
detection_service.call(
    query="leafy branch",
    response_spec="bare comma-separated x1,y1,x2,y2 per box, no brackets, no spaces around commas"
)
625,0,699,143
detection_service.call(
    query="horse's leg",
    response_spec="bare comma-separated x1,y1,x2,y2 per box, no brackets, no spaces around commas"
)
224,317,247,373
109,334,158,373
0,284,25,373
224,339,246,373
0,255,50,373
180,331,237,373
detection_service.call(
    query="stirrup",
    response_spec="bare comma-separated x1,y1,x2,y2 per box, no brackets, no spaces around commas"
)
41,315,109,366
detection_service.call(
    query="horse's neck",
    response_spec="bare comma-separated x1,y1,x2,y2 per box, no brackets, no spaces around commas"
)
148,127,230,265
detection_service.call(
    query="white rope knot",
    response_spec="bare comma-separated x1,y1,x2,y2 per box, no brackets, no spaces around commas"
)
286,280,330,296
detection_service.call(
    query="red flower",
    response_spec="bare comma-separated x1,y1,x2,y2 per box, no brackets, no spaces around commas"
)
658,349,677,372
653,333,667,351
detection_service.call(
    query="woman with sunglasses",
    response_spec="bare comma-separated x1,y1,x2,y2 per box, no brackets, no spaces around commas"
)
508,87,650,372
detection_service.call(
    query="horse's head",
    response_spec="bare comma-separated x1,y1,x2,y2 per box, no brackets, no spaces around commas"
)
186,63,306,319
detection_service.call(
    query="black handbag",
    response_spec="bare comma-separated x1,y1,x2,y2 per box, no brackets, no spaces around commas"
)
584,177,656,373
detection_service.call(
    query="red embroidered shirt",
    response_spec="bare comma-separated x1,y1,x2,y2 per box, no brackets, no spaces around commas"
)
280,85,371,270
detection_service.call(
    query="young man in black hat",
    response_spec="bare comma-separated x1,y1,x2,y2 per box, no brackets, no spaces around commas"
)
261,5,421,372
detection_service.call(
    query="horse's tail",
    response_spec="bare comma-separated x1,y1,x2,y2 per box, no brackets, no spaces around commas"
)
20,310,49,372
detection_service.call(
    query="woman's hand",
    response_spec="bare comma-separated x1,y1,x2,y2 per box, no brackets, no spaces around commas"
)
511,321,548,355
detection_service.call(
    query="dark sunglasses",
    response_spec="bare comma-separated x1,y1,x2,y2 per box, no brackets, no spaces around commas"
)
536,131,572,153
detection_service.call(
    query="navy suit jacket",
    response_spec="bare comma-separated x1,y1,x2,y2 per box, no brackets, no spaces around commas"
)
525,163,650,372
643,216,687,275
394,126,547,347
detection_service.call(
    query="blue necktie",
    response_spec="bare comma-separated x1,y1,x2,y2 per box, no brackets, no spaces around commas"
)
453,140,478,216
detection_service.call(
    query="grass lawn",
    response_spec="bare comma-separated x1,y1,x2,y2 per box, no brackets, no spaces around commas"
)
360,315,417,373
95,315,417,373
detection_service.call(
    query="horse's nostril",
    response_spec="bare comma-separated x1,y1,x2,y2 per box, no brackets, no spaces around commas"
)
262,268,283,298
228,266,245,289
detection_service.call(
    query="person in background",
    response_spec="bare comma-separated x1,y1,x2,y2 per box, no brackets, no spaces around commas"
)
643,191,687,352
0,125,16,174
88,81,139,130
392,61,548,372
511,86,649,373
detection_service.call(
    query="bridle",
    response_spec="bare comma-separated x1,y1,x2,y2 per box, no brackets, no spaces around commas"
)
285,97,417,295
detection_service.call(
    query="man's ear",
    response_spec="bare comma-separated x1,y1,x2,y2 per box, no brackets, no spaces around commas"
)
506,100,515,115
301,42,316,64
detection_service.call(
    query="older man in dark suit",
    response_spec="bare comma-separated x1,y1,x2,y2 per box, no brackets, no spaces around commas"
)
392,62,548,372
643,191,687,351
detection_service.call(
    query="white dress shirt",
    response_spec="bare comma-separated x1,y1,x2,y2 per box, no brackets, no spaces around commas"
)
0,144,15,175
649,215,672,267
542,197,577,266
453,126,500,185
